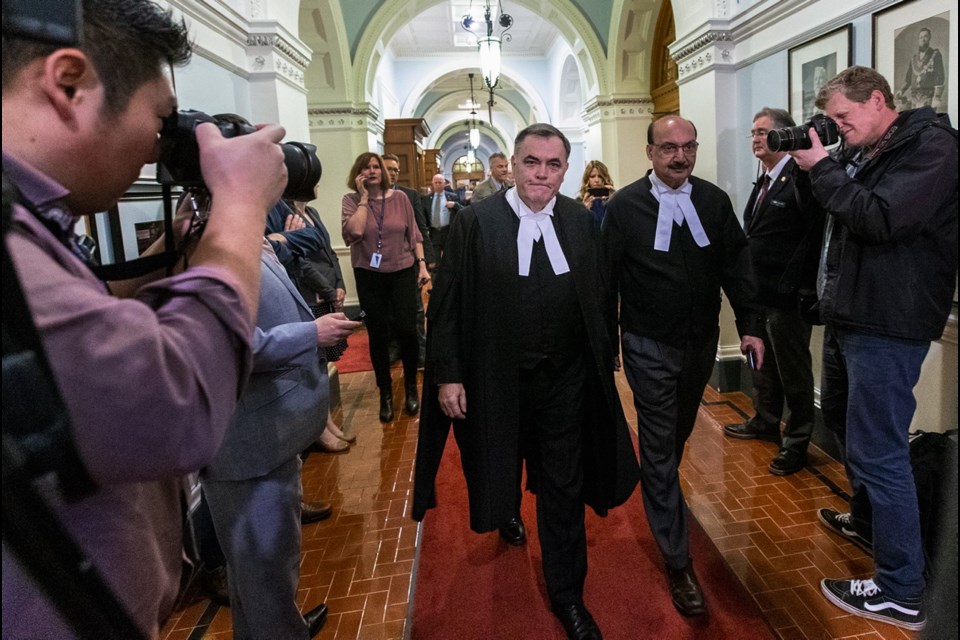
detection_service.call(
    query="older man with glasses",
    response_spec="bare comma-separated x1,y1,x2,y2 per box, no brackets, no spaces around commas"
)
601,114,764,618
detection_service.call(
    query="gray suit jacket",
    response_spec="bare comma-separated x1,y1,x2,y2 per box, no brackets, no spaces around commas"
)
470,177,502,203
204,249,328,481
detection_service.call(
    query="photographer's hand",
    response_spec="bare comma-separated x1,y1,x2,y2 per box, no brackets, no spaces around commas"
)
790,128,829,171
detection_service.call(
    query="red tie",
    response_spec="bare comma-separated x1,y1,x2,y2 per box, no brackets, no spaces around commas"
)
753,174,771,214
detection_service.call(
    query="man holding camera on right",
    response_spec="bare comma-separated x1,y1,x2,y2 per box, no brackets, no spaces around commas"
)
3,1,288,637
791,65,957,631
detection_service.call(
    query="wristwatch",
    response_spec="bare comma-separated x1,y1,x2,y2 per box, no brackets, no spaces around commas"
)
416,257,426,263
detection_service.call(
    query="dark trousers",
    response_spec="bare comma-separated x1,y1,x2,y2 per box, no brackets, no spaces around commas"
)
749,305,815,455
621,330,717,569
517,354,588,607
353,266,419,391
429,226,448,262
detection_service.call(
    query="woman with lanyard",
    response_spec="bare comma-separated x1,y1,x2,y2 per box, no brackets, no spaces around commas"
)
342,152,430,422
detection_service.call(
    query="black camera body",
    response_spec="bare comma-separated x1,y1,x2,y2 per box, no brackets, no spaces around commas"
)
766,114,840,152
157,109,321,201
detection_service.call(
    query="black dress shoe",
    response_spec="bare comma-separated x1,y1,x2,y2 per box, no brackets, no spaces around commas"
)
379,390,394,423
723,420,780,442
304,602,328,638
300,500,333,524
769,448,806,476
666,562,706,616
498,516,527,546
199,565,230,607
404,381,420,416
552,602,602,640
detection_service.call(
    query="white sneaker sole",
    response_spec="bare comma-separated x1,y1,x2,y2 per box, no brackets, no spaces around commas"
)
820,580,925,631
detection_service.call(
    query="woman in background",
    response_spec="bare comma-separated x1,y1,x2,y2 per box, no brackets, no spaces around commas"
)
287,189,355,452
577,160,616,227
341,153,430,423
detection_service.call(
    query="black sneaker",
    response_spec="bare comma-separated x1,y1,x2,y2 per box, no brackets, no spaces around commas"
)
817,508,873,554
821,578,925,631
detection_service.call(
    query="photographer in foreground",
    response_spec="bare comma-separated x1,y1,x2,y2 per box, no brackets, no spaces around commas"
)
791,65,957,631
2,1,287,637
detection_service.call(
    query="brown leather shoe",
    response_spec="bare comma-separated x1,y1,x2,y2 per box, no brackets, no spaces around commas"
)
667,561,706,616
300,500,333,524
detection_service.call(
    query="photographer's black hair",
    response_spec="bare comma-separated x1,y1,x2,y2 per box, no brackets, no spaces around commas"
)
2,0,192,117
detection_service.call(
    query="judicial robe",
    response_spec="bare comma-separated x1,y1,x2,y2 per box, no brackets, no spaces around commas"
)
411,191,640,533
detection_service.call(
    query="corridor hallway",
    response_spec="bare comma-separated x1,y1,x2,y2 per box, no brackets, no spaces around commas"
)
160,368,914,640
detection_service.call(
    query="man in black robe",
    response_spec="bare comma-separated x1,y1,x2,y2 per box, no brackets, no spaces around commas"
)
602,115,764,617
412,123,640,640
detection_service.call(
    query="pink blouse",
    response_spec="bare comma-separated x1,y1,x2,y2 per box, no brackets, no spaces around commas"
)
341,190,423,272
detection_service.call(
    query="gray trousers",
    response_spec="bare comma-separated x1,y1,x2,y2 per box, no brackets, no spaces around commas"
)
621,330,717,569
202,457,308,640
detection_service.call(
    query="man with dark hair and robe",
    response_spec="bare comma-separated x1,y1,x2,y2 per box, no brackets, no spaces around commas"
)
413,123,639,640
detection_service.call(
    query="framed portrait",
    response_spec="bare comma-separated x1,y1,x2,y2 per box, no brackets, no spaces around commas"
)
83,182,172,266
789,25,853,125
874,0,956,123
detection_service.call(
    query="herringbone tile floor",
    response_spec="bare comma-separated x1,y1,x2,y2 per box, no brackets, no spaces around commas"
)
160,370,919,640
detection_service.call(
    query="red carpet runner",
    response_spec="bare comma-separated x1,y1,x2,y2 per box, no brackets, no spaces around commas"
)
411,435,775,639
335,328,373,373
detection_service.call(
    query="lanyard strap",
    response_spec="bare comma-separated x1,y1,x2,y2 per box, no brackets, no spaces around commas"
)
371,192,386,251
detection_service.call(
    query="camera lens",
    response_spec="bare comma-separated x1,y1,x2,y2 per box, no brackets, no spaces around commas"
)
281,142,322,201
767,126,810,152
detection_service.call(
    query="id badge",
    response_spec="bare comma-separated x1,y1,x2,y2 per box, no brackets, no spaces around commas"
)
369,252,382,269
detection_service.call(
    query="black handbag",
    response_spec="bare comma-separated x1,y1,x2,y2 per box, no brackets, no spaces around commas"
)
309,301,348,362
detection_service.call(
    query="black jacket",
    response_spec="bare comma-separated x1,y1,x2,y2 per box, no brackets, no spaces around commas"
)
743,158,825,309
412,192,640,532
601,174,761,349
395,185,436,264
809,107,958,341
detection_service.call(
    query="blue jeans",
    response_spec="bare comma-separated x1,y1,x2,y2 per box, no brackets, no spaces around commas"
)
822,326,929,599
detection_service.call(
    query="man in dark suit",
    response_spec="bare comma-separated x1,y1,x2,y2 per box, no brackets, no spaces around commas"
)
602,115,763,617
382,154,436,267
724,108,824,477
383,154,433,365
427,173,462,259
201,245,359,639
414,124,640,640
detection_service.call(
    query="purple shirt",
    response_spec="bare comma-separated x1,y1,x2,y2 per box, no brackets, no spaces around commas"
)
341,190,423,272
2,152,255,638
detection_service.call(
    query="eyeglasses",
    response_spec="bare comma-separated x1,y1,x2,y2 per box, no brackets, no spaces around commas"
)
749,129,769,139
385,166,400,173
653,141,699,155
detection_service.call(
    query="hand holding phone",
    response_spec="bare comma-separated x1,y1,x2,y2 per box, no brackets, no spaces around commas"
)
587,187,610,198
746,351,758,370
350,309,366,322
